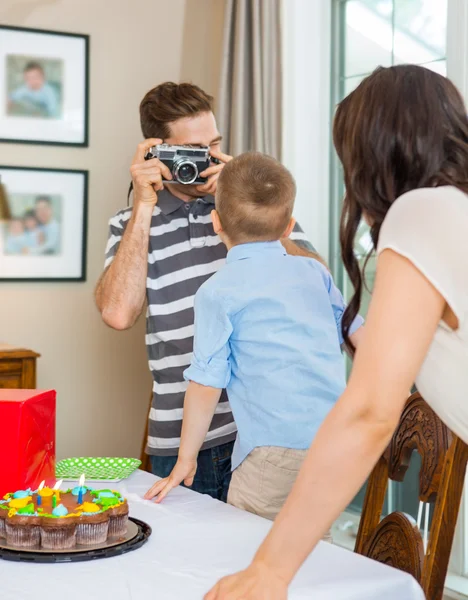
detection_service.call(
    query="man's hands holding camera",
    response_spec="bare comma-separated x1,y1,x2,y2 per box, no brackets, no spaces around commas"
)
130,139,232,208
196,148,233,195
130,138,172,208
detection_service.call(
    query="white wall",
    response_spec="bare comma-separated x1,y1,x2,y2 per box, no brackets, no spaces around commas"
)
281,0,331,260
0,0,224,460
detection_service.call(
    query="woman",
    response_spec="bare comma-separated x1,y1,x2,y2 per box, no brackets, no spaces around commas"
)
205,64,468,599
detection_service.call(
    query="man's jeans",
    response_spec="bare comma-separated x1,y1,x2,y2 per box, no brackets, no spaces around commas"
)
150,440,234,502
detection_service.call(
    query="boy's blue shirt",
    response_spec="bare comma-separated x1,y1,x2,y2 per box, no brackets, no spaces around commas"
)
184,240,363,470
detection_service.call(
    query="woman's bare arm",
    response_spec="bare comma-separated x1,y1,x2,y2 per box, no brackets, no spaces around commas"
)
206,249,446,599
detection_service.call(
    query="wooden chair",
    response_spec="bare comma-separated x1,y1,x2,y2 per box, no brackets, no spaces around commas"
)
139,390,153,473
355,392,468,600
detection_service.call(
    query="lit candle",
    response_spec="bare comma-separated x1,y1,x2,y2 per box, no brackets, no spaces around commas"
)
77,474,85,505
53,479,62,503
36,480,45,507
52,495,57,509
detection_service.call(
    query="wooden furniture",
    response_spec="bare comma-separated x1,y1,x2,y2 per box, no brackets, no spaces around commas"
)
355,392,468,600
0,344,40,389
140,390,153,473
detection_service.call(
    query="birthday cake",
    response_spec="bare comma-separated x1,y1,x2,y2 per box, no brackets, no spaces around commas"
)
0,483,129,550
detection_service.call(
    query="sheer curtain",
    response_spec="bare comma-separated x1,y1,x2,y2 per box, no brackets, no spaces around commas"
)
217,0,282,160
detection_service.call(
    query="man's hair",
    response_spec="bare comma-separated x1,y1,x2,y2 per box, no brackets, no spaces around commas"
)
216,152,296,244
36,195,51,204
139,82,214,139
24,61,44,74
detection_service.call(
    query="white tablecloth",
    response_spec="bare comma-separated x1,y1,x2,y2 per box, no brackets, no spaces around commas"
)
0,470,425,600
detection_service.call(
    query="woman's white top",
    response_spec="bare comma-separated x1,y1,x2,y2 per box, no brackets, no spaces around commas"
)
377,186,468,443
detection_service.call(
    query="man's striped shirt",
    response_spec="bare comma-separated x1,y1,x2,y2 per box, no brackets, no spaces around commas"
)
105,189,313,455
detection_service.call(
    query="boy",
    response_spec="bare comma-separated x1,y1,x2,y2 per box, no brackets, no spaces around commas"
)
145,152,363,528
5,218,27,255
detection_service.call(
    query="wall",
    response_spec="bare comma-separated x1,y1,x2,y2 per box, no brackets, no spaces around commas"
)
0,0,225,459
180,0,226,99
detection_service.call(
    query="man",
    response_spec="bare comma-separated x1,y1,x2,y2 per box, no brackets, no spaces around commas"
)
33,196,60,255
95,82,318,502
9,61,59,119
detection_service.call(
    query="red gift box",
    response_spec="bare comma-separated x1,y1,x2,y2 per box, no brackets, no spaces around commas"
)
0,389,56,497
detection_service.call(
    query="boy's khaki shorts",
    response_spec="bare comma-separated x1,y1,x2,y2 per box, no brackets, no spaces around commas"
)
227,446,333,543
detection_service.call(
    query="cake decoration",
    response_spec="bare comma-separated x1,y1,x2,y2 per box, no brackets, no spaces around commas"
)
52,504,68,517
98,496,121,508
79,502,100,513
13,490,31,499
92,490,115,498
0,481,129,549
17,504,35,515
9,497,32,509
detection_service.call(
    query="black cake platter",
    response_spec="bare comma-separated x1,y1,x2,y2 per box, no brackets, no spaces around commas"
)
0,517,152,563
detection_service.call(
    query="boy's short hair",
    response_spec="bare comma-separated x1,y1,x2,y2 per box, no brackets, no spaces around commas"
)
216,152,296,243
24,61,44,74
140,82,214,139
23,210,37,221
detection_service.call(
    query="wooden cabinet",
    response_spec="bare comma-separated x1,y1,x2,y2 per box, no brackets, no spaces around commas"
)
0,344,40,389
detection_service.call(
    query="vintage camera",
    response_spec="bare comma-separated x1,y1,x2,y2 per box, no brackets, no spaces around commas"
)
145,144,216,185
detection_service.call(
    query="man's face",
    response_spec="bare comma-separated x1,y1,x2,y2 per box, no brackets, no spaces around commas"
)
165,111,222,197
35,201,52,224
24,68,45,91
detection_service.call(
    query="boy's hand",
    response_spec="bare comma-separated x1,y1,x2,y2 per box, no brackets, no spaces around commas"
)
143,458,197,503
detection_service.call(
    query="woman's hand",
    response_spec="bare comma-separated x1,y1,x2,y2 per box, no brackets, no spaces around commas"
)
204,562,288,600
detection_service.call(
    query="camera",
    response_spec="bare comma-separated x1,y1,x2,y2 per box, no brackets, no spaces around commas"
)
145,144,216,185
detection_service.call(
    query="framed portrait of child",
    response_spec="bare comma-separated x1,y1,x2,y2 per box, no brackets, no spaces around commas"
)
0,166,88,281
0,25,89,146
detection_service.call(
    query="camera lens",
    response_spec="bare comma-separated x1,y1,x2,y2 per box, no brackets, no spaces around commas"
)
174,159,198,184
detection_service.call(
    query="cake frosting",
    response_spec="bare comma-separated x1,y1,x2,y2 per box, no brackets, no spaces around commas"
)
0,486,129,550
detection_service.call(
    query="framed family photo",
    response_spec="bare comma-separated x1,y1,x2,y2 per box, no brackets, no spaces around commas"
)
0,25,89,146
0,166,88,282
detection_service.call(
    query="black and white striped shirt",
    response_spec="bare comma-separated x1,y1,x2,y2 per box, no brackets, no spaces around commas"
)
105,189,312,455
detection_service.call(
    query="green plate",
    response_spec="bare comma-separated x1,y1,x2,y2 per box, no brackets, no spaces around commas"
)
56,457,141,482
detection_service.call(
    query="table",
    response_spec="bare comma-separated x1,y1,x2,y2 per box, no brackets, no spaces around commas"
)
0,470,425,600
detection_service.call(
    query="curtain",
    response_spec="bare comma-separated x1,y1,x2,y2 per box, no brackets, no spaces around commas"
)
218,0,282,160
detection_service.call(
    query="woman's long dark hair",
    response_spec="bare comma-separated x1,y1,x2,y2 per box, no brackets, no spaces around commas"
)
333,65,468,351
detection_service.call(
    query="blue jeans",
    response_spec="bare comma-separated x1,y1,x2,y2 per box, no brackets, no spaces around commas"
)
150,440,234,502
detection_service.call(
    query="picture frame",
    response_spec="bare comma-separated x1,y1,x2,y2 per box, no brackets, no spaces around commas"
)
0,165,88,282
0,25,89,146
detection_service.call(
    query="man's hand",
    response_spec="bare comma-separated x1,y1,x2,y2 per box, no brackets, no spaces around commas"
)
130,138,173,207
204,561,288,600
196,148,233,195
143,458,197,503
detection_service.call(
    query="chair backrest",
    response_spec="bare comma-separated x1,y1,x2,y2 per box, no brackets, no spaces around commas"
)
355,392,468,600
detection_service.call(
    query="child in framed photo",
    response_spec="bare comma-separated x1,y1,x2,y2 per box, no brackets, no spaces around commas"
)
4,194,62,256
0,166,87,282
7,56,63,119
0,25,89,146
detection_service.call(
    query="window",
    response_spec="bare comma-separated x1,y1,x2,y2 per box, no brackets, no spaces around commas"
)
329,1,468,595
330,0,447,289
